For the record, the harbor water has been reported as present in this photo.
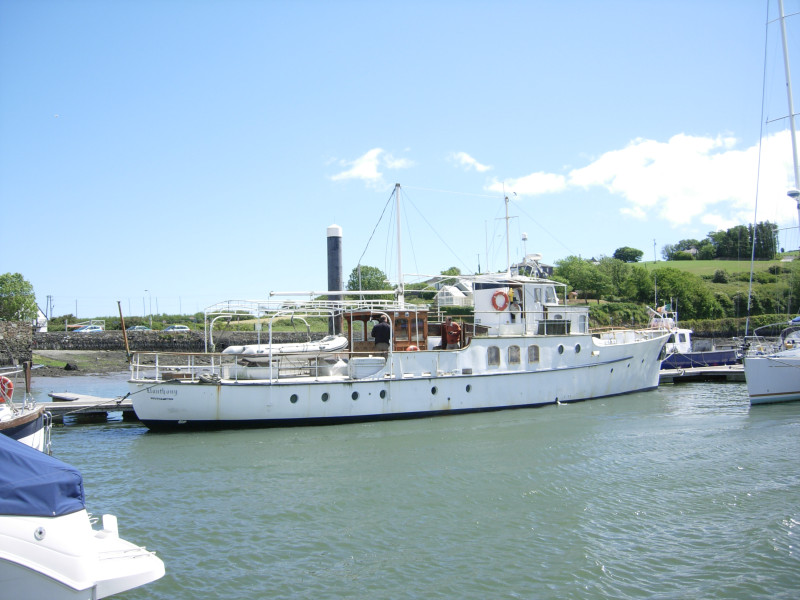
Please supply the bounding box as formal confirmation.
[29,374,800,599]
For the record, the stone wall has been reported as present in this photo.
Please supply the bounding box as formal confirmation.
[32,330,324,353]
[0,321,34,366]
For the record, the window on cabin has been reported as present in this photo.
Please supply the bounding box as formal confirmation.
[509,345,521,364]
[528,345,540,364]
[487,346,500,367]
[678,333,687,343]
[411,318,425,343]
[350,320,365,342]
[544,286,558,304]
[395,318,409,341]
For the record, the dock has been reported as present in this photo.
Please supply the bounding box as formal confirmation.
[659,365,745,384]
[43,392,138,423]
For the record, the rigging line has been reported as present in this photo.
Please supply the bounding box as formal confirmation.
[397,188,421,281]
[402,185,503,200]
[747,0,774,338]
[509,197,577,255]
[402,188,474,273]
[356,187,396,268]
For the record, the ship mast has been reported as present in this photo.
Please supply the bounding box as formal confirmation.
[395,183,404,304]
[779,0,800,224]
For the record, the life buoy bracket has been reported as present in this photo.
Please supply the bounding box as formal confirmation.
[492,290,510,311]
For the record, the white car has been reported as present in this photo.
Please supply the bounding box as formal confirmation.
[74,325,103,333]
[163,325,191,332]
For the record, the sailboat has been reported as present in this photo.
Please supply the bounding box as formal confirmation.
[744,0,800,405]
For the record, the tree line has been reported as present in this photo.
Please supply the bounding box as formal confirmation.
[661,221,779,261]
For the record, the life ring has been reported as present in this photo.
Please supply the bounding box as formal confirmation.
[406,345,419,351]
[491,290,510,311]
[0,376,13,403]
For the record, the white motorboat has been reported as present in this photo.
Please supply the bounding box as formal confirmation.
[129,273,669,430]
[129,184,669,430]
[744,322,800,404]
[0,434,165,598]
[0,365,51,453]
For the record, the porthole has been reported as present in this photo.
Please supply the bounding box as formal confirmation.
[352,391,359,401]
[380,390,386,399]
[466,384,472,392]
[575,344,581,354]
[610,368,614,374]
[321,392,329,402]
[558,345,564,354]
[431,386,438,395]
[290,394,298,404]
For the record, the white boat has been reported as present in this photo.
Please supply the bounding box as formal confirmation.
[129,273,669,430]
[744,322,800,404]
[743,0,800,405]
[0,434,165,598]
[0,365,51,453]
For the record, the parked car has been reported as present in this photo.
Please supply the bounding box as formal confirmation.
[163,325,191,332]
[74,325,104,333]
[126,325,151,331]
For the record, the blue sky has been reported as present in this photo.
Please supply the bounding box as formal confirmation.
[3,0,800,319]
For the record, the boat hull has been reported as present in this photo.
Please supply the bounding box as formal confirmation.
[744,351,800,404]
[0,511,165,600]
[131,332,668,430]
[0,407,49,452]
[661,349,740,370]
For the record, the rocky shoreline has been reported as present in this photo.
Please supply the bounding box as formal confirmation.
[32,350,132,377]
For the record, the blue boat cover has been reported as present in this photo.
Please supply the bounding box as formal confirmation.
[0,434,85,517]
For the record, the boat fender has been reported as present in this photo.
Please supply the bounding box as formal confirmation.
[492,290,510,311]
[0,376,13,402]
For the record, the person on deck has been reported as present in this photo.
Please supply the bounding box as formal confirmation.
[443,317,462,349]
[371,315,391,352]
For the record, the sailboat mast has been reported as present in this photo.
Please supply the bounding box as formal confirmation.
[395,183,404,303]
[505,195,511,275]
[779,0,800,224]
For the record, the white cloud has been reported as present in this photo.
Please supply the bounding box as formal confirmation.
[330,148,413,186]
[492,130,799,232]
[486,172,568,196]
[451,151,492,173]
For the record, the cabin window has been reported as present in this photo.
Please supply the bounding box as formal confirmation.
[544,286,558,304]
[509,345,521,364]
[579,315,588,333]
[487,346,500,367]
[678,333,687,343]
[411,318,425,343]
[350,320,365,342]
[667,334,675,344]
[528,345,540,363]
[558,344,565,355]
[534,288,542,303]
[395,318,409,341]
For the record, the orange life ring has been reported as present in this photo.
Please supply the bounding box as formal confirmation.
[406,345,419,351]
[491,290,510,311]
[0,376,13,403]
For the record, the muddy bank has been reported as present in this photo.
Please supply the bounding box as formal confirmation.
[32,350,132,377]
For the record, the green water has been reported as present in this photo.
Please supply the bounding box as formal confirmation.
[37,377,799,599]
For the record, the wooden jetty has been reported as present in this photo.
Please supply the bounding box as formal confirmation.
[659,364,745,384]
[43,392,138,423]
